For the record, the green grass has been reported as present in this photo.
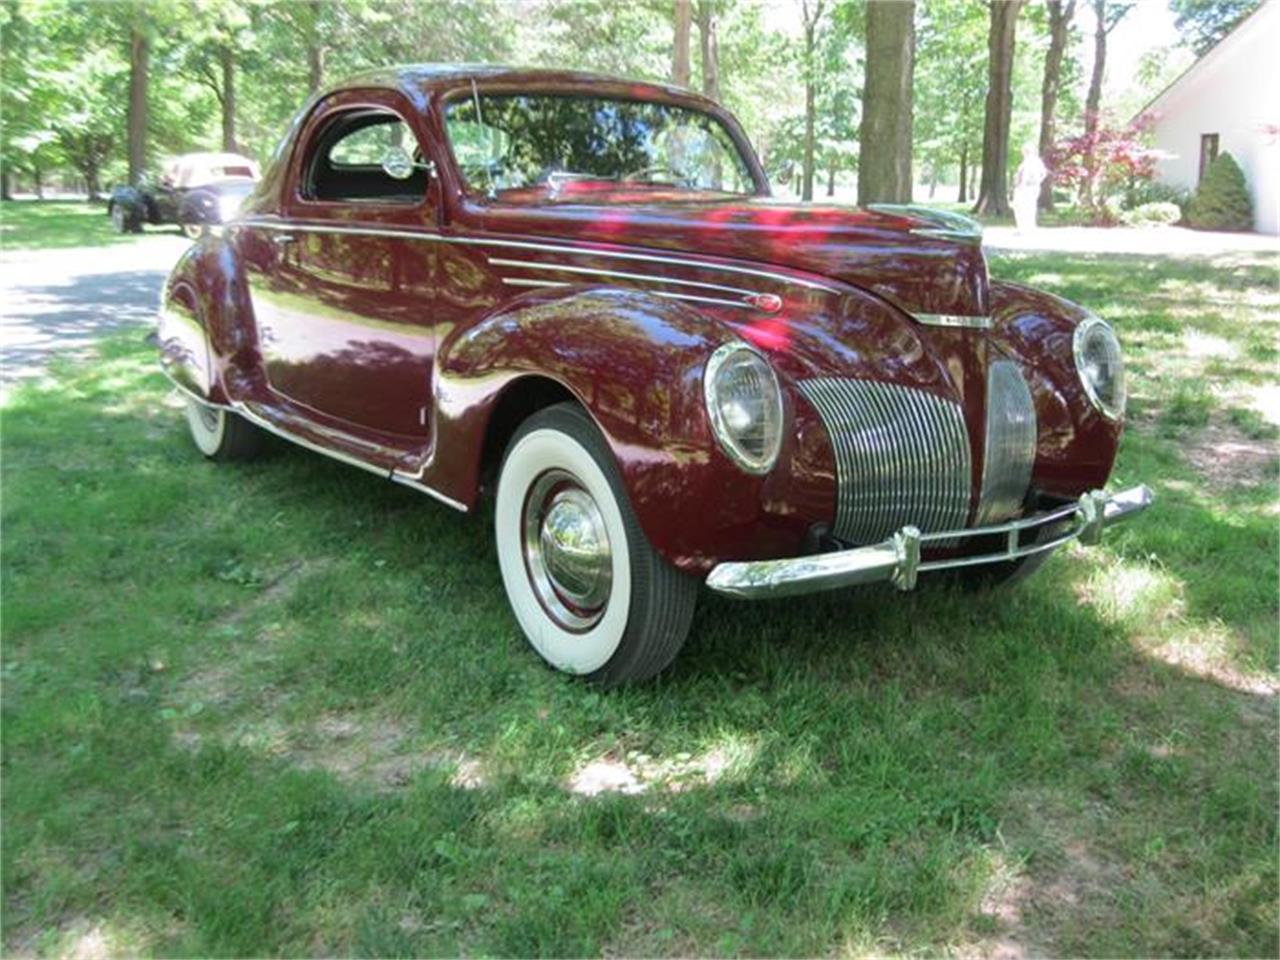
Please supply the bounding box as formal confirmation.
[2,249,1277,957]
[0,200,183,251]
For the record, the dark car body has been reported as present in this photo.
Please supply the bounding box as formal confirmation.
[157,65,1150,683]
[109,152,259,236]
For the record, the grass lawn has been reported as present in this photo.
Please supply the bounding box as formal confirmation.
[2,243,1277,956]
[0,200,184,251]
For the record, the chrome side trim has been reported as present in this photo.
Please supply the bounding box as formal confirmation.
[500,276,751,310]
[976,360,1037,525]
[235,217,841,293]
[488,257,761,297]
[913,313,992,329]
[387,472,471,512]
[232,402,396,480]
[705,485,1154,599]
[798,378,971,544]
[502,277,572,288]
[163,368,468,512]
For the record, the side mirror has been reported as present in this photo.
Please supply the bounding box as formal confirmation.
[381,146,415,181]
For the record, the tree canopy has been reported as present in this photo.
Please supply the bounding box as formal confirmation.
[0,0,1189,208]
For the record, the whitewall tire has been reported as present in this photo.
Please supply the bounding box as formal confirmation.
[184,397,266,462]
[496,403,698,685]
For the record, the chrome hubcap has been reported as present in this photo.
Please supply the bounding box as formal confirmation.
[523,470,612,630]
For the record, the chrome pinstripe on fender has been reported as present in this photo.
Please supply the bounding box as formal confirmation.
[232,217,841,293]
[798,379,972,544]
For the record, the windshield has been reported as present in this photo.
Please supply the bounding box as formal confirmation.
[444,93,758,203]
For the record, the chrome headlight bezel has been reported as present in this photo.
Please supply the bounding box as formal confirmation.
[1073,315,1126,421]
[703,342,784,475]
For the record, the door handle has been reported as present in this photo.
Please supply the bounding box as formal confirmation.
[271,232,296,246]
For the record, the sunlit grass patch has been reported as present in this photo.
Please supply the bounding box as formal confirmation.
[3,249,1278,957]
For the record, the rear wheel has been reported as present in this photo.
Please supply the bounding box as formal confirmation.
[495,403,698,686]
[184,397,266,462]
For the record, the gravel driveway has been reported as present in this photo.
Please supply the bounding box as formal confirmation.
[0,235,188,385]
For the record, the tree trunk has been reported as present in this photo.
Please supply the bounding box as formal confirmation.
[857,0,915,205]
[803,66,816,200]
[696,1,720,101]
[1038,0,1074,211]
[973,0,1024,218]
[1085,0,1105,137]
[220,45,237,152]
[672,0,692,87]
[827,162,836,196]
[307,44,325,93]
[85,158,101,201]
[1080,0,1107,211]
[34,162,43,200]
[958,142,968,203]
[1,168,11,201]
[126,12,149,186]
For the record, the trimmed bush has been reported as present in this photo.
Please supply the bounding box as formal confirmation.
[1122,201,1182,227]
[1123,180,1192,217]
[1187,152,1254,231]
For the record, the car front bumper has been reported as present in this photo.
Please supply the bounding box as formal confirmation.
[705,485,1154,599]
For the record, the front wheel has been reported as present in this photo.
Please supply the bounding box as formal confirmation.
[110,203,138,234]
[495,403,698,686]
[184,397,266,462]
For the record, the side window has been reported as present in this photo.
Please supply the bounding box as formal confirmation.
[302,108,427,204]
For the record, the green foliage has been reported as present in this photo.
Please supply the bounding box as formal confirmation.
[1123,179,1192,216]
[1170,0,1261,55]
[1187,151,1254,231]
[1121,201,1182,227]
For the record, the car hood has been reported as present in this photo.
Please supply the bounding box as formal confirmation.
[462,198,990,320]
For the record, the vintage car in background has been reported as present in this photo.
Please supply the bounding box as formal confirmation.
[157,66,1152,685]
[109,152,260,238]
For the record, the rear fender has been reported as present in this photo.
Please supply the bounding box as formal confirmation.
[433,287,827,572]
[157,237,260,404]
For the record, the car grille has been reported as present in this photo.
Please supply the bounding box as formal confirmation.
[798,379,972,544]
[976,360,1037,524]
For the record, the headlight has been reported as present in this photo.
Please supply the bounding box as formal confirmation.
[704,343,784,474]
[1073,315,1126,419]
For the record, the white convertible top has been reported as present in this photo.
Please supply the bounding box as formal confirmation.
[161,152,260,189]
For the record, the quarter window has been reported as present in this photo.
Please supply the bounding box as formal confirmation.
[302,108,428,204]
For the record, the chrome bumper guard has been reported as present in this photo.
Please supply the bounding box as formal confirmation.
[705,485,1154,599]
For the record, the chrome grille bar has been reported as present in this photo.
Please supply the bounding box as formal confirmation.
[799,378,972,544]
[976,360,1037,524]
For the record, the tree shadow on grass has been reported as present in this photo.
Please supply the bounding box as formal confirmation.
[2,342,1276,958]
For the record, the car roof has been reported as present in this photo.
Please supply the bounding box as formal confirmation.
[324,64,720,112]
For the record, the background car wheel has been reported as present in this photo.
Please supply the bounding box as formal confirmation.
[110,203,139,234]
[496,402,698,686]
[184,397,266,462]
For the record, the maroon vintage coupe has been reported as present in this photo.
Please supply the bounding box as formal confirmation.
[157,65,1151,684]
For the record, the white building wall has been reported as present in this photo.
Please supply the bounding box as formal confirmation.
[1146,0,1280,234]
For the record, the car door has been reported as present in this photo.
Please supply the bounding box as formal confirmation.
[243,90,439,440]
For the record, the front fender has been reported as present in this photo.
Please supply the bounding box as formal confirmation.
[988,279,1124,496]
[433,287,834,573]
